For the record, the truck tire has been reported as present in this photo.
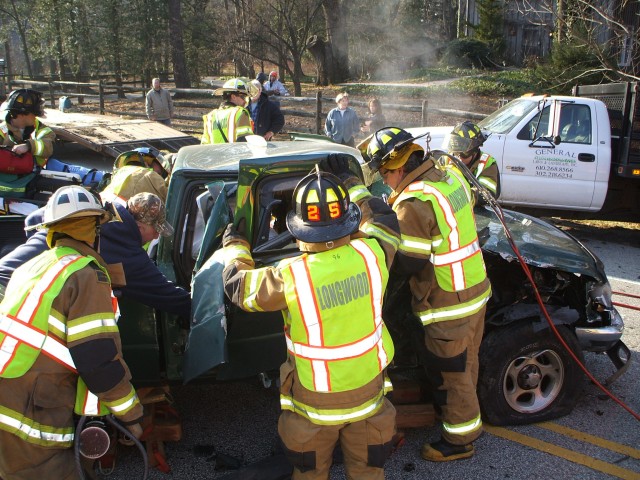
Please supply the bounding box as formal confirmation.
[478,321,584,426]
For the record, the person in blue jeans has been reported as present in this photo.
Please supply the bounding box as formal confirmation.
[324,92,360,146]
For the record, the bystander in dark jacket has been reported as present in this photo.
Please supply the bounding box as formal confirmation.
[249,80,285,141]
[0,202,191,319]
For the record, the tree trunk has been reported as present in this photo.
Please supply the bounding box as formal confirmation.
[306,35,329,86]
[9,0,33,78]
[108,2,125,99]
[441,0,457,41]
[52,0,68,81]
[169,0,191,88]
[321,0,350,83]
[3,41,12,81]
[556,0,564,43]
[291,54,304,96]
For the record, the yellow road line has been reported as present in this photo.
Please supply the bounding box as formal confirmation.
[485,425,640,480]
[537,421,640,460]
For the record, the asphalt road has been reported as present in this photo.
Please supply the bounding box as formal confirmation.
[106,226,640,480]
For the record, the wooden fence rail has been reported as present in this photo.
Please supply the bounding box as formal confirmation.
[8,79,486,135]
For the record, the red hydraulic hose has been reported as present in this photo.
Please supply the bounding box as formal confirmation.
[495,204,640,422]
[444,152,640,422]
[613,302,640,312]
[612,291,640,300]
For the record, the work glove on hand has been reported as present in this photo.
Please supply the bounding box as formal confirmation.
[222,222,248,248]
[319,153,356,182]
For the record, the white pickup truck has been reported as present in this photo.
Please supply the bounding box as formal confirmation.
[408,81,640,212]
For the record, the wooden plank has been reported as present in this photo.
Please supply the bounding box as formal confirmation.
[389,378,426,405]
[389,374,436,428]
[395,404,436,429]
[43,109,197,156]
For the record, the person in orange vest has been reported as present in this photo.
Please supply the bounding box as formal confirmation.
[362,127,492,462]
[0,185,143,480]
[221,155,401,479]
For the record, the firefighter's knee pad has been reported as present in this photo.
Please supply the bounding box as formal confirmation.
[278,411,318,472]
[423,347,467,407]
[425,346,467,373]
[280,442,316,472]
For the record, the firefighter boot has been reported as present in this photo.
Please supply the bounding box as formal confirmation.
[421,438,474,462]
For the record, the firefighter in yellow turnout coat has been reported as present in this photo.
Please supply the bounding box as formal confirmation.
[201,78,255,144]
[445,121,500,201]
[0,186,143,480]
[364,127,492,462]
[222,155,401,479]
[0,89,55,167]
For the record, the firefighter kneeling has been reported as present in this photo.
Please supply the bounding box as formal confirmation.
[0,185,143,480]
[221,156,401,479]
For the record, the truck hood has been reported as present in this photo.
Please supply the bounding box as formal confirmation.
[475,205,606,281]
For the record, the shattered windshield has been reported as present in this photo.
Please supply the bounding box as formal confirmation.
[478,98,538,134]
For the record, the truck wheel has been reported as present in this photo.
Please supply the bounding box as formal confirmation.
[478,321,584,426]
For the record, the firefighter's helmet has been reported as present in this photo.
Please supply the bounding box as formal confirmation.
[446,121,487,156]
[2,89,45,116]
[364,127,418,172]
[286,169,361,243]
[213,77,259,98]
[36,186,109,229]
[114,147,171,176]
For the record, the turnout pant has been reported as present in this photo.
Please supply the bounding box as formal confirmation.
[0,430,80,480]
[278,397,396,480]
[423,307,486,446]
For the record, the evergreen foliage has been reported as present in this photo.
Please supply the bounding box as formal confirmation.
[533,41,606,94]
[440,38,493,69]
[474,0,505,59]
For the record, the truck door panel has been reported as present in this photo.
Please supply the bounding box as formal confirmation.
[502,104,599,210]
[118,299,162,386]
[184,178,288,383]
[214,172,307,381]
[183,181,233,383]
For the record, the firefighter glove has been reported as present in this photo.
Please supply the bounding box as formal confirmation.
[320,153,355,181]
[222,222,248,247]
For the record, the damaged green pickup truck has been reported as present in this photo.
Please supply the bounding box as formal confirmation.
[5,140,628,426]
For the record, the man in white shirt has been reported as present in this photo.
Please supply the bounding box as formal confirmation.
[262,71,290,97]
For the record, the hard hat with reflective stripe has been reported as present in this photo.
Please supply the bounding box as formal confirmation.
[213,77,259,98]
[363,127,429,172]
[286,167,361,243]
[114,147,172,175]
[445,121,487,155]
[2,89,45,116]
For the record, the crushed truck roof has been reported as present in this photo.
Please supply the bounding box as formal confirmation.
[43,109,199,157]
